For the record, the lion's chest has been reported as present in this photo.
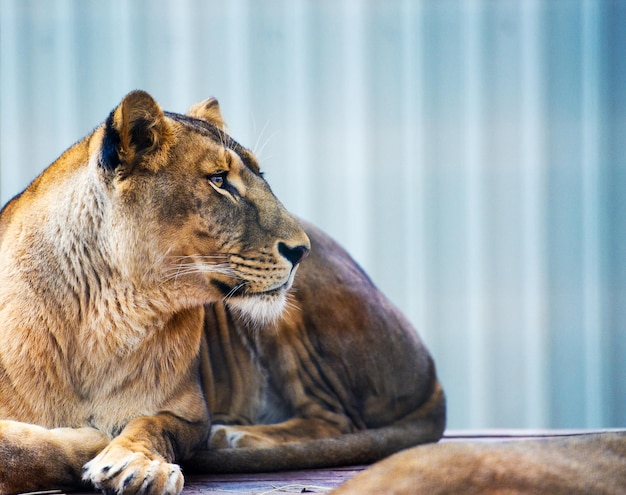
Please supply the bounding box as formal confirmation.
[60,316,200,433]
[47,343,176,433]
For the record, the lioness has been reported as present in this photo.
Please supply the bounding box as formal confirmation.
[0,90,310,494]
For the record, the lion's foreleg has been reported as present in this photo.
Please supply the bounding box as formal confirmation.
[0,420,109,494]
[82,412,208,495]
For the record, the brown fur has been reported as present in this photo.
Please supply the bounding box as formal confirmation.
[0,90,309,494]
[330,432,626,494]
[186,220,446,473]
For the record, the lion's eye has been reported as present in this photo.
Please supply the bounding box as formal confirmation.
[208,173,227,188]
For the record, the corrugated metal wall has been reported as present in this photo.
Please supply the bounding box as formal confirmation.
[1,0,625,430]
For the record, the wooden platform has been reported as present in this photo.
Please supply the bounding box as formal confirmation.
[40,430,625,495]
[183,466,363,494]
[32,467,360,495]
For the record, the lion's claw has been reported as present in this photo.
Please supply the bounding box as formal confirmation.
[83,447,183,495]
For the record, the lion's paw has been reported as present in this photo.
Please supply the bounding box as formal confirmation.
[82,445,183,495]
[209,424,276,449]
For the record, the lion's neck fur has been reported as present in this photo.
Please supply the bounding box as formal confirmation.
[0,141,181,357]
[0,138,206,429]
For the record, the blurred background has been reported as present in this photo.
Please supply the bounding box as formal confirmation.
[1,0,625,430]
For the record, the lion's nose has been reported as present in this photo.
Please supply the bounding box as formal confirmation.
[278,242,310,267]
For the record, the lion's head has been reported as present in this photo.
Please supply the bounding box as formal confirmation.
[100,91,310,325]
[0,90,308,331]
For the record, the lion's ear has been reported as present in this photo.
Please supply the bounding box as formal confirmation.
[100,90,169,173]
[186,98,226,130]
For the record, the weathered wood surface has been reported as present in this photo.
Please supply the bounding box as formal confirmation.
[182,466,365,494]
[48,466,364,495]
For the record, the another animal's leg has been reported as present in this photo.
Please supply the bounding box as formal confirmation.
[0,420,109,494]
[330,433,626,495]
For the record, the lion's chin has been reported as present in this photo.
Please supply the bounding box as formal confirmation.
[226,290,288,329]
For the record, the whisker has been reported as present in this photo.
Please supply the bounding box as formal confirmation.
[251,111,258,139]
[253,119,271,156]
[223,281,247,302]
[255,130,279,162]
[139,247,173,287]
[163,264,232,276]
[161,261,243,284]
[166,254,230,262]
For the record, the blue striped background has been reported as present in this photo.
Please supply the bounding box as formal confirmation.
[1,0,625,429]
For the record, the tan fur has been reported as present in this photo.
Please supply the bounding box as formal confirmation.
[330,432,626,494]
[0,90,309,494]
[185,220,446,473]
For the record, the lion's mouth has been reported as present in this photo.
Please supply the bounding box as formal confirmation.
[211,276,294,326]
[211,279,290,300]
[216,284,290,328]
